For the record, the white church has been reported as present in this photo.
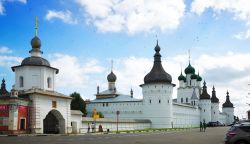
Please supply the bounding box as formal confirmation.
[86,41,235,128]
[0,19,235,134]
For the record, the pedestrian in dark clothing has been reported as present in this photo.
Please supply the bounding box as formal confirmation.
[200,121,203,132]
[203,121,207,132]
[87,123,90,133]
[98,124,103,132]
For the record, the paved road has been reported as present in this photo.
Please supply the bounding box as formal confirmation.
[0,127,229,144]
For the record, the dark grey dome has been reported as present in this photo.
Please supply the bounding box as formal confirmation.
[222,91,234,108]
[211,86,219,103]
[107,71,117,82]
[31,36,41,48]
[144,41,172,84]
[21,56,50,67]
[200,81,211,99]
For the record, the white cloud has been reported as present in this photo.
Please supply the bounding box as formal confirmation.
[0,1,4,15]
[76,0,186,33]
[49,53,105,96]
[0,0,27,15]
[0,46,13,54]
[16,0,27,3]
[233,29,250,39]
[0,55,22,67]
[191,0,250,39]
[45,10,78,24]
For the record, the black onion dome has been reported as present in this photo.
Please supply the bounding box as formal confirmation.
[144,41,172,84]
[31,36,41,48]
[107,71,117,82]
[0,78,9,96]
[191,74,198,79]
[185,63,195,74]
[222,91,234,108]
[178,72,186,81]
[200,81,211,99]
[211,85,219,103]
[21,56,50,67]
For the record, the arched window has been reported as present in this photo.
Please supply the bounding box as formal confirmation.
[19,76,24,87]
[181,98,183,103]
[47,77,51,88]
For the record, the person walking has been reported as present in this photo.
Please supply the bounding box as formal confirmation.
[99,124,103,132]
[87,123,90,133]
[91,122,95,133]
[200,121,203,132]
[203,121,207,132]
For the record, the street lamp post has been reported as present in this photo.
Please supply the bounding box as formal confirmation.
[116,110,120,133]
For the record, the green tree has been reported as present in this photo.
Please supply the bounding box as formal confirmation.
[70,92,86,116]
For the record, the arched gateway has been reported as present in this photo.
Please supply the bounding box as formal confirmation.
[43,110,65,134]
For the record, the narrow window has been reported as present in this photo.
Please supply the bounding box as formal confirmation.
[149,99,151,104]
[47,77,51,88]
[103,103,105,107]
[194,101,196,105]
[204,109,205,112]
[168,100,170,103]
[190,80,191,86]
[19,76,24,87]
[214,112,215,115]
[186,98,188,103]
[52,101,57,108]
[181,98,183,103]
[159,100,161,103]
[106,103,108,107]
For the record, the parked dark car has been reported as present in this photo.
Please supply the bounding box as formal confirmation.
[207,121,224,127]
[225,123,250,144]
[207,122,217,127]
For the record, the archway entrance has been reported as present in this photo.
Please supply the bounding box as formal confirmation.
[43,110,65,134]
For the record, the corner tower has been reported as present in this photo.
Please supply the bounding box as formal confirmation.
[211,86,219,122]
[200,81,211,123]
[222,91,234,125]
[141,40,175,128]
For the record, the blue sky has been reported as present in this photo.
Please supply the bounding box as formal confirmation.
[1,0,250,118]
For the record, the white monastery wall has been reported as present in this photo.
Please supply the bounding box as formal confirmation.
[86,101,143,119]
[172,103,200,128]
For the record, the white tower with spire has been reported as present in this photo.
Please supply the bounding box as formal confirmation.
[10,17,72,134]
[11,17,58,91]
[211,86,220,122]
[199,81,211,123]
[222,91,234,125]
[141,41,175,128]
